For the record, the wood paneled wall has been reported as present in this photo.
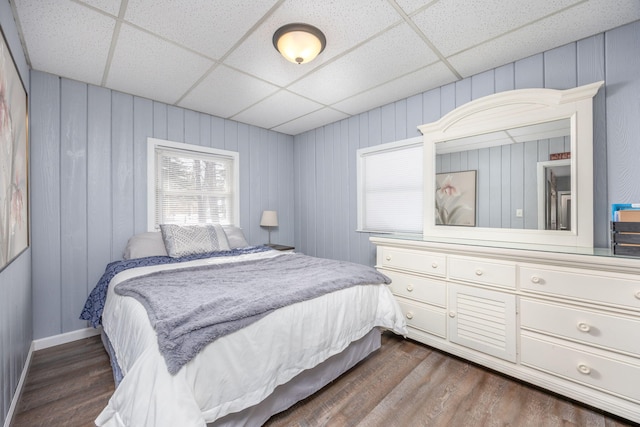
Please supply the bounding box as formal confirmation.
[0,0,31,424]
[294,21,640,266]
[29,71,295,339]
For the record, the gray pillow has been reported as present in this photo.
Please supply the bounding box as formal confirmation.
[222,225,249,249]
[122,232,168,259]
[160,224,231,258]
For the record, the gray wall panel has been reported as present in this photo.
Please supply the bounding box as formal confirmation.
[60,78,88,332]
[30,71,62,339]
[133,97,153,234]
[406,94,423,138]
[545,44,577,89]
[471,70,494,100]
[515,54,543,89]
[87,86,112,291]
[578,33,607,248]
[605,23,640,209]
[494,63,515,93]
[152,102,167,139]
[111,92,135,261]
[167,105,184,142]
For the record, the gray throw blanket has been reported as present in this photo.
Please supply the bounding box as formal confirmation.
[114,253,391,374]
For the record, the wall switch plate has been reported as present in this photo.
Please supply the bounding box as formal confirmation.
[516,209,523,217]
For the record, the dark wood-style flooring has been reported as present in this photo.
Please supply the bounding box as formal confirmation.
[10,333,638,427]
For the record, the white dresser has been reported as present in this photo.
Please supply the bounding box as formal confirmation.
[372,236,640,424]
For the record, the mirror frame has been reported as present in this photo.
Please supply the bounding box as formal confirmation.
[418,81,604,248]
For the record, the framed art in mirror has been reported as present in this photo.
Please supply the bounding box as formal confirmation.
[435,170,476,227]
[419,81,603,248]
[0,27,29,272]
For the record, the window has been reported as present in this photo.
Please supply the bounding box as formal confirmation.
[147,138,239,230]
[357,137,423,234]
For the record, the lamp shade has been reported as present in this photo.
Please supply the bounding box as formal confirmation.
[273,23,326,64]
[260,210,278,227]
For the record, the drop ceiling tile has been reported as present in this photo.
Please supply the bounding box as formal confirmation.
[232,90,323,130]
[224,0,401,87]
[106,23,213,104]
[394,0,437,16]
[78,0,121,16]
[13,0,115,86]
[288,22,438,105]
[448,0,640,78]
[271,108,349,135]
[332,61,457,116]
[124,0,279,59]
[178,65,279,119]
[411,0,582,57]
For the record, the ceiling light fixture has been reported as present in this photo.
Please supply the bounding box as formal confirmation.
[272,23,326,65]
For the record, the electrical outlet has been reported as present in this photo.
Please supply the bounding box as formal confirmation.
[516,209,523,217]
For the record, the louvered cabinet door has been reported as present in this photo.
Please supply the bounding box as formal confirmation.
[448,283,517,363]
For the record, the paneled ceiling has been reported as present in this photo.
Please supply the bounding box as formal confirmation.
[11,0,640,135]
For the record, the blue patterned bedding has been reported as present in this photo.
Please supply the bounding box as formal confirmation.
[79,246,272,327]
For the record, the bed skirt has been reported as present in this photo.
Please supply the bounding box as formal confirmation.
[100,328,382,426]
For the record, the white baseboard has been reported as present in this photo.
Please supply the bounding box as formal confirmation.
[4,327,103,427]
[3,342,34,427]
[33,327,102,351]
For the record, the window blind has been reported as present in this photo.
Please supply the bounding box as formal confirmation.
[154,146,235,228]
[359,141,423,233]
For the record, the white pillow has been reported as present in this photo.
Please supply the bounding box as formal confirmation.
[160,224,231,258]
[122,232,168,259]
[222,225,249,249]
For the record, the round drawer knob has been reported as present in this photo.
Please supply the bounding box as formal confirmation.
[406,311,414,320]
[635,290,640,300]
[449,311,456,318]
[431,262,438,269]
[406,284,414,292]
[577,364,591,375]
[475,269,483,276]
[577,322,591,333]
[531,276,541,284]
[385,255,392,261]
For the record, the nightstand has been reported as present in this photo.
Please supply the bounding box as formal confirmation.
[265,243,295,252]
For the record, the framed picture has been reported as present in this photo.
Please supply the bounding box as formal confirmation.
[0,27,28,272]
[435,170,476,226]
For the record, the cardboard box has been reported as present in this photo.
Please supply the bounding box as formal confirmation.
[618,210,640,222]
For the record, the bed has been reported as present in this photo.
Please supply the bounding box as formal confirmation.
[80,225,407,426]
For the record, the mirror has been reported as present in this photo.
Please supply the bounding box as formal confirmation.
[435,119,571,231]
[419,81,603,248]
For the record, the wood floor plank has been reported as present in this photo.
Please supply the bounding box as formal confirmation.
[10,333,638,427]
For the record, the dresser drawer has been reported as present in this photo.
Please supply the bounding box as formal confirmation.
[520,299,640,356]
[380,247,445,277]
[520,265,640,310]
[521,334,640,403]
[448,256,516,289]
[385,270,446,307]
[396,299,446,338]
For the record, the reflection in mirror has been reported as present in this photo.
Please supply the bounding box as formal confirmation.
[435,119,571,231]
[537,159,570,230]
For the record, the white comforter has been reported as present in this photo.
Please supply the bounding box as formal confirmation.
[95,251,406,427]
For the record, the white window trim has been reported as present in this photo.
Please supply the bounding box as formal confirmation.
[147,137,240,231]
[356,136,423,234]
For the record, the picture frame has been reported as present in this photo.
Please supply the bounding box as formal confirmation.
[435,170,476,226]
[0,27,29,272]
